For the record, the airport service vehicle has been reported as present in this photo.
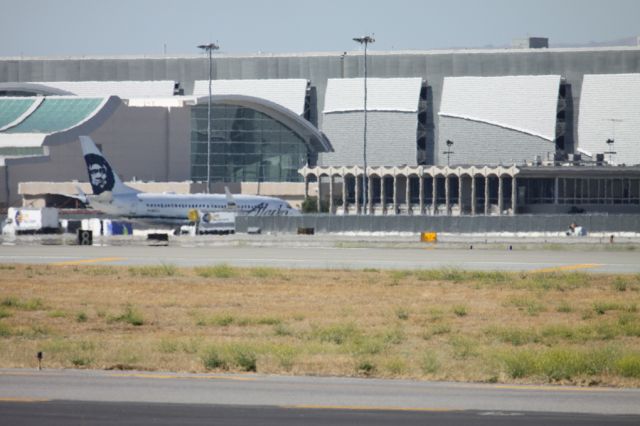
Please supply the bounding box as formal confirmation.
[77,136,300,220]
[3,207,60,234]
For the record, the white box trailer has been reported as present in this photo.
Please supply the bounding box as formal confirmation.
[4,208,60,234]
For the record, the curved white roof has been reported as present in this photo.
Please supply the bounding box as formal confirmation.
[439,75,561,140]
[323,78,423,113]
[193,79,308,116]
[578,73,640,165]
[26,81,176,99]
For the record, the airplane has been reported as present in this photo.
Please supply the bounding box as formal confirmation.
[77,136,301,220]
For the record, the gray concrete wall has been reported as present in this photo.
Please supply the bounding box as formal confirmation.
[438,116,556,165]
[320,111,418,166]
[237,213,640,234]
[2,48,640,166]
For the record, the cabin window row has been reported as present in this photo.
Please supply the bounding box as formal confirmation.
[146,203,252,209]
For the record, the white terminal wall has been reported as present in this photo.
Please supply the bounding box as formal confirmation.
[578,73,640,166]
[27,81,177,99]
[438,75,561,165]
[193,79,308,115]
[320,78,423,167]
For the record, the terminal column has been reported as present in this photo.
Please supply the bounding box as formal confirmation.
[304,175,309,199]
[471,176,476,216]
[458,176,463,215]
[381,177,386,215]
[392,175,398,214]
[432,176,437,215]
[419,176,425,215]
[329,175,334,214]
[342,176,347,215]
[511,176,517,215]
[484,176,490,215]
[368,176,373,215]
[498,176,503,216]
[317,175,322,213]
[405,176,411,214]
[445,176,450,216]
[355,174,361,214]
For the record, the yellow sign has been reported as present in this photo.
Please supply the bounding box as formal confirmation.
[420,232,437,243]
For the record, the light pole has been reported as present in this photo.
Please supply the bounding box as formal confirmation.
[353,35,374,214]
[197,42,219,193]
[444,139,454,166]
[605,138,616,164]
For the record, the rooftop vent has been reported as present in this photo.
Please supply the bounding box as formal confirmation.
[511,37,549,49]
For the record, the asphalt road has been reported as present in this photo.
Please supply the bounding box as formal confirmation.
[2,400,639,426]
[1,369,640,425]
[1,240,639,273]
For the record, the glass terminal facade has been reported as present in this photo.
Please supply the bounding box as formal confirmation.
[191,104,308,183]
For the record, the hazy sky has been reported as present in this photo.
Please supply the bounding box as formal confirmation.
[1,0,638,57]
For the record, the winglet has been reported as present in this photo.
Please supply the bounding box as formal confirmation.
[224,186,237,210]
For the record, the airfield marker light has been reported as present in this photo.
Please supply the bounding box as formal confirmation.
[37,351,43,370]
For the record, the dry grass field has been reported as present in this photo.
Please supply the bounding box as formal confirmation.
[1,263,640,386]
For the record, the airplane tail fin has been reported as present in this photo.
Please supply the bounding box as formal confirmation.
[224,186,237,210]
[79,136,138,196]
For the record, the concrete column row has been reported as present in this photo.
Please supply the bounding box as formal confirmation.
[303,172,518,216]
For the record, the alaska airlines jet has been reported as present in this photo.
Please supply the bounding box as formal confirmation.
[78,136,300,219]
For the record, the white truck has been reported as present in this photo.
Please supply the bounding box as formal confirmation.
[3,208,60,234]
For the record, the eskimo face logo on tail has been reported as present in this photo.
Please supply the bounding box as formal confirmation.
[84,153,115,195]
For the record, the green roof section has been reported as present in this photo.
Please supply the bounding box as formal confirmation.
[0,98,36,129]
[4,98,103,133]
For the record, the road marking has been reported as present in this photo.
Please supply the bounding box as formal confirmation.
[49,257,125,266]
[490,384,615,392]
[531,263,601,273]
[110,373,256,382]
[283,405,456,412]
[0,397,50,403]
[456,383,615,392]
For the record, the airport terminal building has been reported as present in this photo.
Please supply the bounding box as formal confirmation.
[1,37,639,215]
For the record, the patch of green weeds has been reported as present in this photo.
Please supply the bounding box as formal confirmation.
[0,322,12,336]
[615,354,640,378]
[158,338,180,354]
[507,296,545,316]
[395,307,410,320]
[128,264,178,277]
[423,323,452,339]
[76,312,88,323]
[312,323,361,345]
[109,304,144,326]
[249,267,280,279]
[421,351,440,374]
[274,323,293,337]
[195,264,237,279]
[485,326,538,346]
[357,359,376,376]
[201,343,259,372]
[453,305,468,317]
[449,335,479,359]
[498,346,622,381]
[1,296,44,311]
[384,357,408,375]
[557,301,573,313]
